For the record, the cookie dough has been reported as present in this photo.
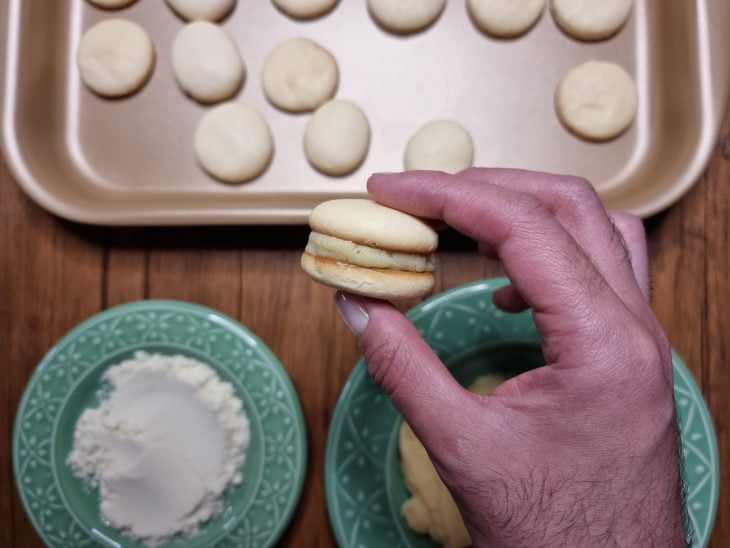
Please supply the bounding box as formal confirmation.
[77,19,155,97]
[87,0,137,8]
[165,0,236,21]
[551,0,632,40]
[263,38,338,113]
[555,60,637,141]
[172,22,245,103]
[194,103,273,183]
[368,0,446,34]
[467,0,545,37]
[304,100,371,176]
[404,121,474,174]
[400,375,505,547]
[273,0,338,19]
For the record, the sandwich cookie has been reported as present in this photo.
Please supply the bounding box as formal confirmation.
[301,199,438,300]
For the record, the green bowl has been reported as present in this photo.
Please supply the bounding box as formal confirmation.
[13,300,307,547]
[325,279,719,547]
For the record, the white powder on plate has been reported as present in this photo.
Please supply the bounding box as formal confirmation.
[67,351,250,546]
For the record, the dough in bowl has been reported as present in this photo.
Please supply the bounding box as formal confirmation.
[551,0,633,40]
[87,0,137,8]
[166,0,236,21]
[400,375,506,547]
[172,22,245,103]
[194,103,273,183]
[467,0,545,37]
[77,19,155,97]
[263,38,339,113]
[404,121,474,174]
[304,100,371,176]
[555,60,637,141]
[368,0,446,34]
[273,0,338,19]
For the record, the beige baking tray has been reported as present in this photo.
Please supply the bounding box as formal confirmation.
[1,0,728,225]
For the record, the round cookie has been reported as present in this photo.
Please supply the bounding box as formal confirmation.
[304,100,371,176]
[551,0,632,40]
[194,103,274,183]
[87,0,138,8]
[77,19,155,97]
[273,0,338,19]
[555,60,637,141]
[301,199,438,300]
[165,0,236,21]
[172,22,245,103]
[263,38,338,113]
[368,0,446,34]
[404,121,474,174]
[467,0,546,38]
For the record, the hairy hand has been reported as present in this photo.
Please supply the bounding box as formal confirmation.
[335,169,686,547]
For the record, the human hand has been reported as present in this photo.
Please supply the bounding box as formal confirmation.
[334,169,685,547]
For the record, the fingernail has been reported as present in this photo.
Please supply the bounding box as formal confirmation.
[335,291,369,337]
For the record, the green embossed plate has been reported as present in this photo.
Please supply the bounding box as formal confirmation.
[325,279,719,547]
[13,300,307,547]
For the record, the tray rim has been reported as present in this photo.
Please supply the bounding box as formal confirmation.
[1,0,728,226]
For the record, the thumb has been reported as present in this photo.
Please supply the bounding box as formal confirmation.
[335,292,474,448]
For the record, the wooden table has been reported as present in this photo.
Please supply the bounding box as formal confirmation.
[1,109,728,546]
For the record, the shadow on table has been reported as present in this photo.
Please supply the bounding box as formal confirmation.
[60,221,480,253]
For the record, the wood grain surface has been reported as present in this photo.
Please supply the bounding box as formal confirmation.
[1,110,728,546]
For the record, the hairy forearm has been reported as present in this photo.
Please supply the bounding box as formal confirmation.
[461,426,686,547]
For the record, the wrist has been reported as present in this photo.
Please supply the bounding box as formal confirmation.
[459,443,686,547]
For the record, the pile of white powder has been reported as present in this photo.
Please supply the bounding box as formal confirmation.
[68,352,250,546]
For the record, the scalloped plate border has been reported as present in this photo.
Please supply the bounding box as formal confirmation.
[13,300,307,548]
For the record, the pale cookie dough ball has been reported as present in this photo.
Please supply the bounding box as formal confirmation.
[194,103,273,183]
[368,0,446,34]
[172,22,245,103]
[551,0,632,40]
[165,0,236,21]
[304,100,371,176]
[467,0,545,37]
[77,19,155,97]
[555,60,637,141]
[263,38,338,113]
[87,0,137,8]
[404,121,474,174]
[273,0,338,19]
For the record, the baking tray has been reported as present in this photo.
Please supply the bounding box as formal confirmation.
[1,0,728,225]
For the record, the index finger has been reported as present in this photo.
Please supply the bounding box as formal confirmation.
[367,171,636,362]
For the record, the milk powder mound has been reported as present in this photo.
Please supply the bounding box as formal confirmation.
[68,352,250,546]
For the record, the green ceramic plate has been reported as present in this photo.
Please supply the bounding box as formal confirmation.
[325,279,719,547]
[13,300,307,548]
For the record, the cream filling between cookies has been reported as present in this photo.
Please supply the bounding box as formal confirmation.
[306,232,435,273]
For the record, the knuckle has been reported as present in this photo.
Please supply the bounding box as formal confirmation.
[362,336,411,395]
[624,324,673,381]
[553,176,601,212]
[514,192,548,219]
[479,192,549,250]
